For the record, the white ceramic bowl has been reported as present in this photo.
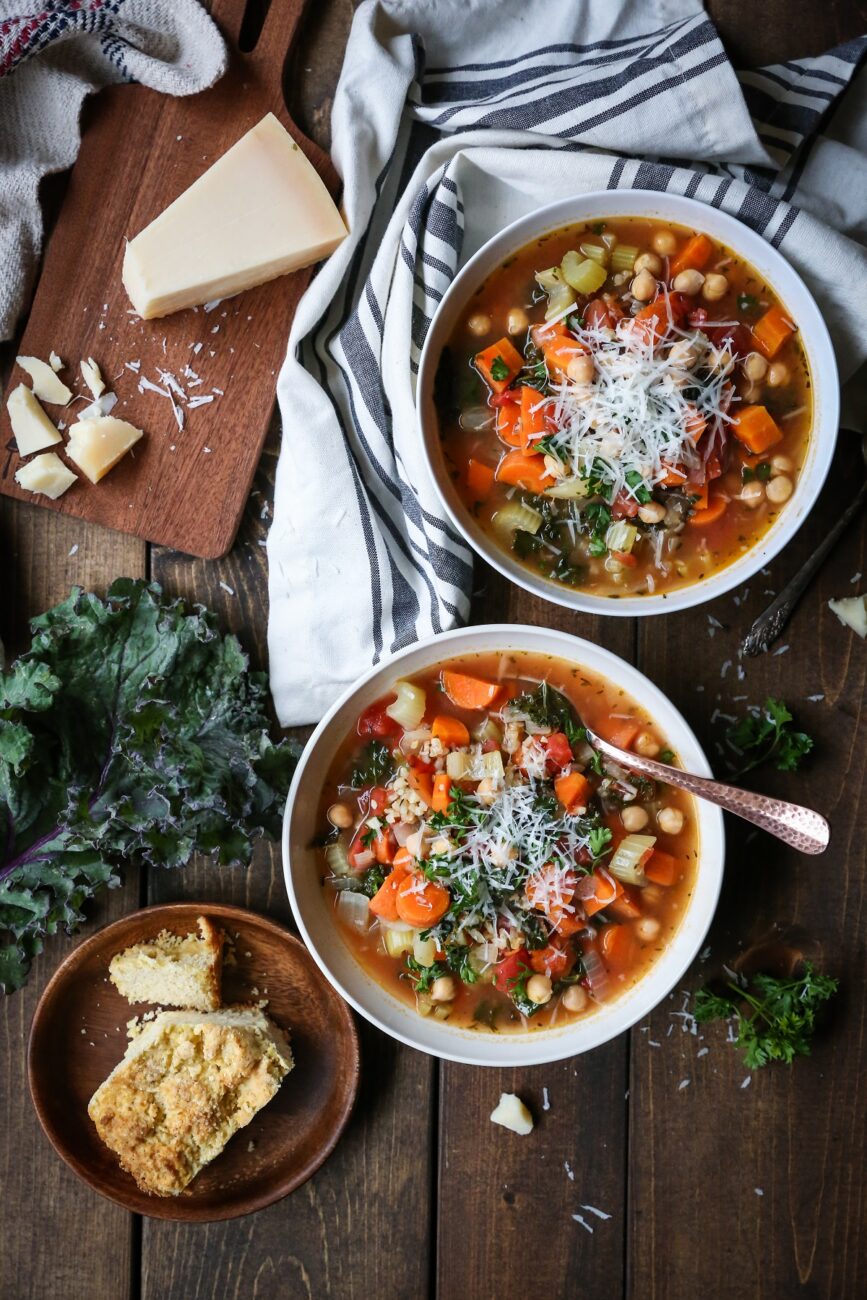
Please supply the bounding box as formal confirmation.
[416,190,839,616]
[283,625,725,1067]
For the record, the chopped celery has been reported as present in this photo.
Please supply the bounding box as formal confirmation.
[578,242,609,266]
[445,749,505,781]
[381,924,415,958]
[545,279,576,321]
[560,256,607,295]
[473,716,504,746]
[601,231,619,251]
[413,932,438,968]
[325,838,351,876]
[493,500,543,536]
[608,833,656,885]
[386,679,426,729]
[534,266,561,291]
[605,520,639,553]
[544,477,590,499]
[611,244,639,273]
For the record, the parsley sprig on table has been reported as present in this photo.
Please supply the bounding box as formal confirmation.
[725,697,813,776]
[693,964,838,1068]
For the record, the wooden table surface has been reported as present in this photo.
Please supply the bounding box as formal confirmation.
[2,2,866,1297]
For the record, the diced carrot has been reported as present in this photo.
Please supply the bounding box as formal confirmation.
[645,849,680,886]
[583,872,624,917]
[466,458,496,501]
[431,714,470,748]
[496,398,523,448]
[690,481,709,511]
[608,884,642,921]
[372,829,396,865]
[688,493,728,528]
[600,923,638,973]
[407,765,434,805]
[474,336,524,394]
[732,404,784,455]
[520,384,548,441]
[752,304,795,359]
[683,403,707,443]
[393,846,414,870]
[555,770,592,814]
[368,865,411,920]
[595,716,641,750]
[529,943,576,978]
[431,772,452,813]
[496,448,554,494]
[396,874,451,926]
[658,465,687,487]
[632,291,689,343]
[669,232,714,279]
[525,864,579,930]
[611,549,638,568]
[441,669,504,710]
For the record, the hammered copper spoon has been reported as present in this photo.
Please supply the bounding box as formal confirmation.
[586,730,830,855]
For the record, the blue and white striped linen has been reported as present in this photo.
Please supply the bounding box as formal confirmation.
[268,0,867,725]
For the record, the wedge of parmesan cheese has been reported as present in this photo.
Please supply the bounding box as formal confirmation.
[80,357,105,399]
[122,112,347,319]
[15,452,77,499]
[66,415,143,483]
[16,355,72,405]
[490,1092,534,1135]
[7,383,62,455]
[829,595,867,637]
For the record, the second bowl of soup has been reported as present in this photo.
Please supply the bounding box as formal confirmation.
[417,192,838,614]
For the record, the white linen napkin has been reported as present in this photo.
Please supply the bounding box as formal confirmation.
[0,0,226,341]
[268,0,867,725]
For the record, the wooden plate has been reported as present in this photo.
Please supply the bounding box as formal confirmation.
[27,903,359,1221]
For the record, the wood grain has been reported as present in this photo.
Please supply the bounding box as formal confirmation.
[0,0,339,559]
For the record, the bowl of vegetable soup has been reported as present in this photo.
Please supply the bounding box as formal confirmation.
[417,191,838,615]
[283,625,724,1066]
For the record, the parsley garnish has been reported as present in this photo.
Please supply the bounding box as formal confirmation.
[490,355,510,382]
[756,461,772,482]
[360,826,377,849]
[737,293,758,313]
[350,740,395,788]
[693,964,838,1068]
[445,943,479,985]
[725,698,813,776]
[625,469,652,505]
[588,825,613,859]
[584,499,612,556]
[404,956,449,993]
[658,748,675,764]
[358,865,387,898]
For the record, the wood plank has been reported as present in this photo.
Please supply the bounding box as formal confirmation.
[436,578,635,1299]
[629,435,867,1298]
[0,487,144,1300]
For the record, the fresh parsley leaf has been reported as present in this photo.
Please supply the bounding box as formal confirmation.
[358,865,387,898]
[490,355,510,382]
[741,466,756,483]
[550,554,584,586]
[591,222,606,235]
[625,469,652,505]
[588,825,613,859]
[350,740,395,789]
[659,748,675,764]
[0,580,299,992]
[534,434,561,459]
[693,963,838,1068]
[566,313,585,333]
[445,943,479,985]
[513,528,541,560]
[756,462,772,482]
[737,293,758,313]
[404,956,449,993]
[725,697,814,776]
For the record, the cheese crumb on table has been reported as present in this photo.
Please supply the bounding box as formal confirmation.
[490,1093,534,1135]
[829,594,867,637]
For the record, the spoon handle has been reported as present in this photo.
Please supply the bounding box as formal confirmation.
[589,736,830,855]
[741,476,867,657]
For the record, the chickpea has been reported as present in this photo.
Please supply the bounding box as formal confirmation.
[771,453,793,475]
[430,837,451,856]
[430,975,456,1003]
[567,354,595,385]
[507,307,530,336]
[466,312,492,337]
[327,802,353,829]
[526,973,553,1005]
[652,229,678,256]
[741,480,765,508]
[672,269,705,296]
[767,361,790,387]
[621,804,649,832]
[638,500,666,525]
[635,917,661,942]
[631,269,657,302]
[657,806,685,835]
[634,731,661,758]
[743,351,768,382]
[702,273,729,302]
[766,474,793,504]
[634,251,663,276]
[562,984,588,1013]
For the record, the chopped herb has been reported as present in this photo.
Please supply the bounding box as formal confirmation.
[490,355,510,382]
[350,740,395,788]
[550,554,584,586]
[737,293,759,313]
[625,469,652,505]
[566,313,586,332]
[513,528,541,560]
[358,865,387,898]
[659,748,675,764]
[534,434,561,458]
[591,222,606,234]
[693,963,838,1068]
[742,466,756,483]
[725,697,813,775]
[360,826,378,849]
[755,462,772,482]
[404,956,449,993]
[445,943,479,985]
[588,825,613,859]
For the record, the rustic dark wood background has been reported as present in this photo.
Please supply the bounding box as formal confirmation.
[2,2,866,1297]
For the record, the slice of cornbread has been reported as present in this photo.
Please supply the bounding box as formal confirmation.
[88,1007,293,1196]
[109,916,224,1011]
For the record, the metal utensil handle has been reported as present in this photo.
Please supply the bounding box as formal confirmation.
[591,738,830,855]
[742,475,867,657]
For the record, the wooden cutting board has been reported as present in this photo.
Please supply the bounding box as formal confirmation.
[0,0,339,559]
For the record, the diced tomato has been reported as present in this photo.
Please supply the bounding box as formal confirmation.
[529,943,577,978]
[494,947,531,992]
[611,549,638,568]
[407,754,435,774]
[584,298,613,330]
[543,731,574,771]
[489,389,520,408]
[368,786,390,815]
[703,321,753,358]
[481,738,500,753]
[611,490,640,519]
[357,698,399,738]
[687,307,708,329]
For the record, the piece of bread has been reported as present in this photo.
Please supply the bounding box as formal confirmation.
[88,1007,293,1196]
[108,916,224,1011]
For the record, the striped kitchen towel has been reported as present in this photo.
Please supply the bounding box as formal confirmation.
[267,0,867,725]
